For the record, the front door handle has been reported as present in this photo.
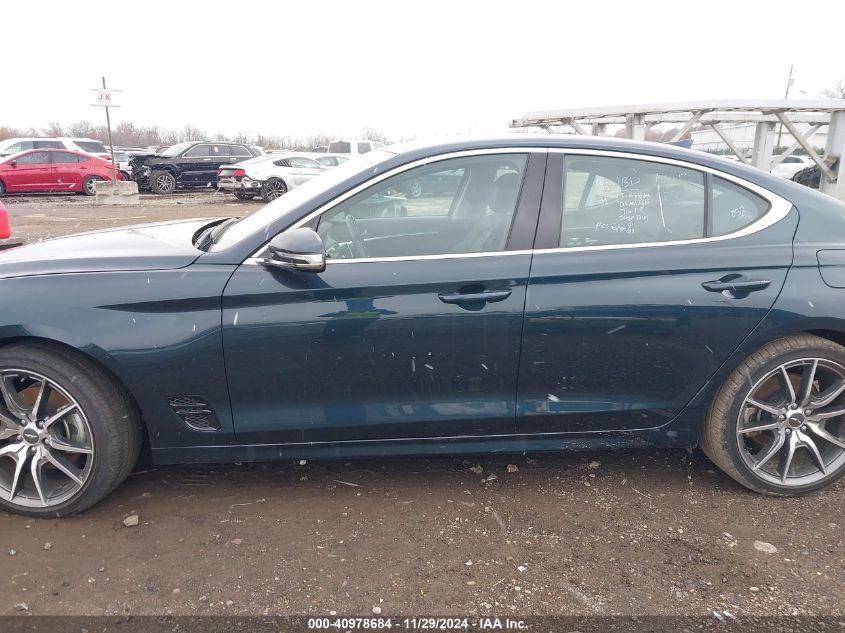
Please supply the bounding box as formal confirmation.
[438,289,512,304]
[702,275,771,296]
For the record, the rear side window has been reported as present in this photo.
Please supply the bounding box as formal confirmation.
[229,145,252,157]
[357,142,372,154]
[560,155,705,247]
[35,140,63,149]
[52,152,83,164]
[329,141,351,153]
[74,141,106,153]
[711,177,769,236]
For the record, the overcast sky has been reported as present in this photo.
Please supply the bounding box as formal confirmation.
[4,0,845,140]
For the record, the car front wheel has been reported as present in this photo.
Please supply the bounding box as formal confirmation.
[150,171,176,195]
[702,334,845,495]
[0,343,142,517]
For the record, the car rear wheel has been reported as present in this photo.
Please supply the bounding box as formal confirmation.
[702,334,845,495]
[118,170,130,182]
[261,178,287,202]
[0,343,142,517]
[81,176,103,196]
[0,179,6,196]
[150,170,176,195]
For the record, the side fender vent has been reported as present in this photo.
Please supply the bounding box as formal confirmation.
[168,395,221,432]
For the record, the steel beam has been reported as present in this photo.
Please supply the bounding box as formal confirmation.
[670,110,706,142]
[626,114,646,140]
[708,123,751,164]
[568,121,589,135]
[820,110,845,200]
[751,122,776,170]
[774,112,835,180]
[770,123,822,168]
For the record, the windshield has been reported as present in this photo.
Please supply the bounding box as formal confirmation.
[212,149,394,251]
[158,142,193,157]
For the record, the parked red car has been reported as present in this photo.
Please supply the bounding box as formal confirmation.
[0,149,121,196]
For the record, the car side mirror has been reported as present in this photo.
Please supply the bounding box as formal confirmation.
[9,160,16,168]
[263,227,326,272]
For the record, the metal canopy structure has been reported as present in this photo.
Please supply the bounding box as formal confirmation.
[511,100,845,201]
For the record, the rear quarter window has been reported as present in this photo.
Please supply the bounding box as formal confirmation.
[710,177,770,236]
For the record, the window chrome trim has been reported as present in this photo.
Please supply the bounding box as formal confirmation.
[246,147,540,264]
[245,146,792,265]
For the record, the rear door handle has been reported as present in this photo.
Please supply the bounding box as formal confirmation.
[702,277,771,295]
[438,289,512,304]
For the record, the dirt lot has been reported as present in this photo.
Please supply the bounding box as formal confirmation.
[0,193,843,620]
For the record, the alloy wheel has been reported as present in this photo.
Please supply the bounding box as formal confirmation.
[737,358,845,486]
[0,369,94,509]
[84,177,103,195]
[266,180,287,200]
[155,174,175,194]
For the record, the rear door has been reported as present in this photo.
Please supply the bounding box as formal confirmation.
[179,144,213,185]
[516,150,797,433]
[3,151,54,192]
[51,151,85,191]
[222,150,546,444]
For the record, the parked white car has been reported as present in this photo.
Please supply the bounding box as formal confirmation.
[327,139,386,155]
[771,154,814,179]
[0,137,111,160]
[217,153,327,202]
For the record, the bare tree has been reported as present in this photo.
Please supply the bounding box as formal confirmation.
[822,78,845,100]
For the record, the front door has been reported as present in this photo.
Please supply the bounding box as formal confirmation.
[3,151,54,192]
[516,152,797,433]
[222,151,545,444]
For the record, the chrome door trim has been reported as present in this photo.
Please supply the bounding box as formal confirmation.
[244,146,793,265]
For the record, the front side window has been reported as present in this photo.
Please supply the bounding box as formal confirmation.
[328,141,351,154]
[560,155,705,247]
[357,142,372,154]
[184,144,211,158]
[315,153,527,260]
[15,151,51,165]
[35,140,63,149]
[5,141,33,154]
[288,156,322,169]
[711,177,769,236]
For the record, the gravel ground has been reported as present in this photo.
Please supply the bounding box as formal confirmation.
[0,193,842,619]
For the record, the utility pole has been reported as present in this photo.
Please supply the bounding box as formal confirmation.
[102,76,117,183]
[776,65,794,155]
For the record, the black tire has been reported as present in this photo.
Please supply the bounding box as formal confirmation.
[260,178,287,203]
[0,178,6,197]
[150,170,176,195]
[234,191,255,201]
[118,170,131,182]
[0,343,142,517]
[701,334,845,496]
[81,176,103,196]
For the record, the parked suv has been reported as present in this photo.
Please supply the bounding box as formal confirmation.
[0,137,111,160]
[130,142,264,194]
[327,139,386,155]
